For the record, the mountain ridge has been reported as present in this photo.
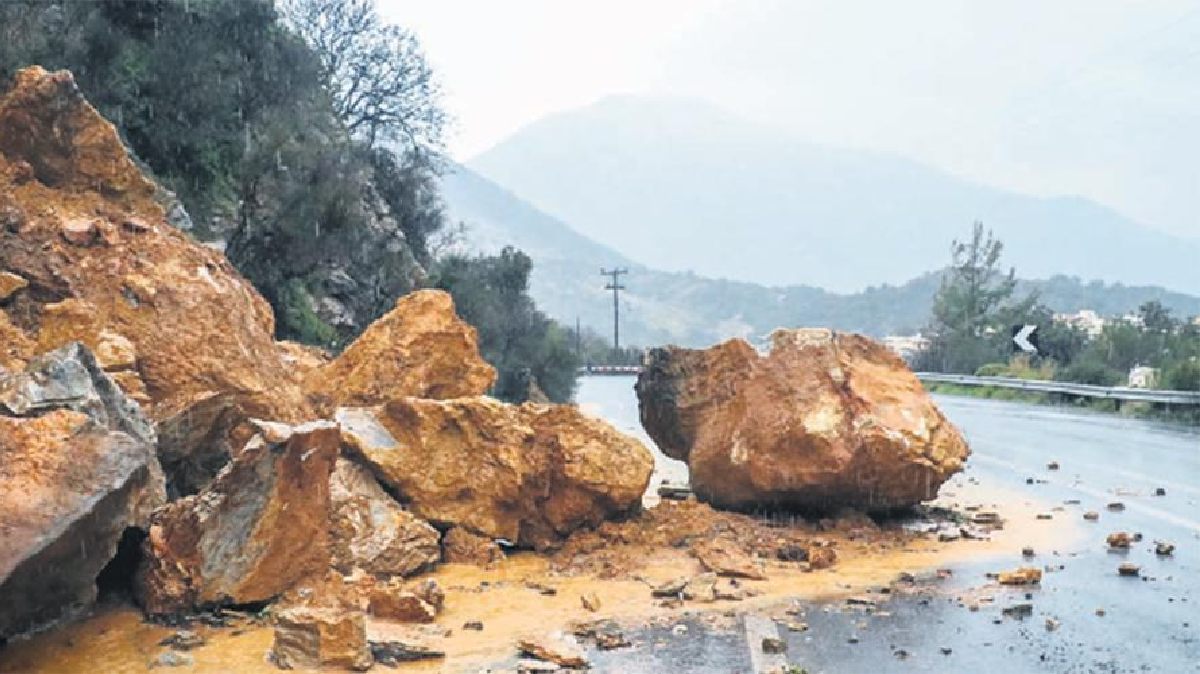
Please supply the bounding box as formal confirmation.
[467,95,1200,295]
[440,163,1200,348]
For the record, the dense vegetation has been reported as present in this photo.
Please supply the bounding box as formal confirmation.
[0,0,581,402]
[917,223,1200,391]
[432,247,581,403]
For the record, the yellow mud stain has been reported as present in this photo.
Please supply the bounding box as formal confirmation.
[0,479,1079,674]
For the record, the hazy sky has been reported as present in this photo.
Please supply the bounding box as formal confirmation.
[382,0,1200,240]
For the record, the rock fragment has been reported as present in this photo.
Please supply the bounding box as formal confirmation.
[518,633,589,668]
[369,586,437,623]
[328,458,440,577]
[761,636,787,654]
[269,607,372,671]
[441,526,506,565]
[580,592,602,612]
[997,567,1042,586]
[1106,532,1132,549]
[692,540,767,580]
[370,638,445,665]
[0,271,27,301]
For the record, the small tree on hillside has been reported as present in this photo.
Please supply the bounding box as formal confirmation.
[920,222,1034,372]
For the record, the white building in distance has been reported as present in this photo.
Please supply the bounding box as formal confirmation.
[1052,309,1106,338]
[1128,366,1159,389]
[883,335,930,364]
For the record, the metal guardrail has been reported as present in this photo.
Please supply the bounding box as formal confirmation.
[579,365,643,375]
[577,366,1200,404]
[916,372,1200,405]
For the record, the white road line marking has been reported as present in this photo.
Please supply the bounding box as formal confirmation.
[744,614,787,673]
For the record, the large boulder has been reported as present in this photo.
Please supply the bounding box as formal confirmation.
[0,67,311,489]
[329,458,441,577]
[305,290,496,411]
[339,399,653,550]
[636,329,969,511]
[136,421,339,615]
[0,343,165,638]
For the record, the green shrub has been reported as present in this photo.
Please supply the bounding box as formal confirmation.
[277,278,338,347]
[1056,360,1123,387]
[1162,360,1200,391]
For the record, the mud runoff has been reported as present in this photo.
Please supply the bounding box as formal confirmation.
[0,475,1074,673]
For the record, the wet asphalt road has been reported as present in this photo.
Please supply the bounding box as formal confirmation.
[573,377,1200,674]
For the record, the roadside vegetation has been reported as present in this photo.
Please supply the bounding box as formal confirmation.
[916,222,1200,421]
[0,0,584,402]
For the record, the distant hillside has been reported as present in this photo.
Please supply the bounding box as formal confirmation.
[441,164,1200,348]
[469,95,1200,296]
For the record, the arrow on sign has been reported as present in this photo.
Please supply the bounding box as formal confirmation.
[1012,324,1038,354]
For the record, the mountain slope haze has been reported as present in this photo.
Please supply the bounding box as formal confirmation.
[469,96,1200,295]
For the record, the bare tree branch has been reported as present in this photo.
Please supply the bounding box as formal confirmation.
[280,0,446,161]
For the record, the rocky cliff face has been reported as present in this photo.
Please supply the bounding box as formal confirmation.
[0,344,165,638]
[637,329,970,511]
[224,148,429,347]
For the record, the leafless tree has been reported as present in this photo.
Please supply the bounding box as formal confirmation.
[280,0,446,156]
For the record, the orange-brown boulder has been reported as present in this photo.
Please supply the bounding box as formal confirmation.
[305,290,496,411]
[269,607,372,671]
[277,340,332,376]
[0,343,165,638]
[692,540,767,580]
[329,458,441,577]
[0,67,311,490]
[636,328,970,512]
[339,398,653,549]
[368,585,437,623]
[441,526,505,566]
[136,421,339,615]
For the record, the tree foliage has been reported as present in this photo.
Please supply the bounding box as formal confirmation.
[280,0,445,153]
[433,248,581,403]
[918,222,1035,372]
[0,0,587,399]
[920,226,1200,392]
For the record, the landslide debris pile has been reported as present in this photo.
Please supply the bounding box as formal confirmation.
[637,328,970,511]
[0,67,654,643]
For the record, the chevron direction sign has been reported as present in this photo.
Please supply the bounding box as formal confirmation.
[1011,324,1039,354]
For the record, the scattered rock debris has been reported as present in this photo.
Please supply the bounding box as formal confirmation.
[996,567,1043,586]
[1106,532,1132,549]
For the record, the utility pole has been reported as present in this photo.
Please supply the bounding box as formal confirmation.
[575,316,581,358]
[600,267,627,354]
